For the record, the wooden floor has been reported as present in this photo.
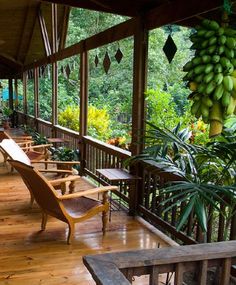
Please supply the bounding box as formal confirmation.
[0,160,171,285]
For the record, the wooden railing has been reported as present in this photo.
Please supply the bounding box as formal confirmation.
[83,240,236,285]
[82,135,131,181]
[135,160,236,244]
[16,113,236,245]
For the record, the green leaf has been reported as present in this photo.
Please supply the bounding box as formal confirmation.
[194,197,207,232]
[176,195,196,231]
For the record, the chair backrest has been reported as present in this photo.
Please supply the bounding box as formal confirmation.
[8,159,67,221]
[0,139,31,165]
[0,130,11,141]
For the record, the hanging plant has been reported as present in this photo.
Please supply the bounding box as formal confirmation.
[183,16,236,137]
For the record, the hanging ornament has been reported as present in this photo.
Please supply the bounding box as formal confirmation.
[115,46,123,64]
[65,64,71,78]
[95,54,99,67]
[163,26,177,63]
[60,65,64,76]
[103,51,111,74]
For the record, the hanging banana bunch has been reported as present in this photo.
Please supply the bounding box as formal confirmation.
[183,18,236,137]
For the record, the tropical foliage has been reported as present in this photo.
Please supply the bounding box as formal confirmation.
[128,121,236,238]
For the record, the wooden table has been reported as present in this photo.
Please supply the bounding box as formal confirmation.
[96,168,141,216]
[47,137,70,147]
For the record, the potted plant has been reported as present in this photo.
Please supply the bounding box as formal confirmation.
[50,146,80,171]
[2,107,13,129]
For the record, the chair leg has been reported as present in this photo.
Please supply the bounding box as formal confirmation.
[102,210,108,236]
[41,213,48,230]
[67,222,75,244]
[29,193,34,208]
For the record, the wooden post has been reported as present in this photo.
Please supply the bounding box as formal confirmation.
[23,71,28,118]
[51,3,58,137]
[8,79,13,111]
[131,17,148,156]
[130,17,148,213]
[14,79,18,111]
[79,42,88,174]
[34,67,39,131]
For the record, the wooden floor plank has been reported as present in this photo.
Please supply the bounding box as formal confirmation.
[0,162,169,284]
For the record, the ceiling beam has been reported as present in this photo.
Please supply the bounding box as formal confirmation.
[23,3,41,65]
[145,0,228,30]
[40,0,136,16]
[0,53,22,70]
[38,8,52,56]
[58,6,70,50]
[16,1,32,63]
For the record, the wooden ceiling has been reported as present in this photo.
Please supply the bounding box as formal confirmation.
[0,0,69,79]
[0,0,235,79]
[41,0,167,17]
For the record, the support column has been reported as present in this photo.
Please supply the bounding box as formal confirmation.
[51,3,58,136]
[79,43,88,174]
[9,79,14,127]
[34,67,39,130]
[14,79,18,111]
[130,17,148,214]
[8,79,13,110]
[23,71,28,116]
[131,17,148,156]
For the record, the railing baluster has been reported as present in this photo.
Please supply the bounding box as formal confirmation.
[175,263,184,285]
[149,266,159,285]
[198,260,208,285]
[220,258,231,285]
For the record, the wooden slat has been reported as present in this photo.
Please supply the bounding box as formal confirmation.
[198,260,208,285]
[175,262,184,285]
[220,258,231,285]
[150,266,159,285]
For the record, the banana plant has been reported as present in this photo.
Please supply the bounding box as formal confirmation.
[128,121,236,237]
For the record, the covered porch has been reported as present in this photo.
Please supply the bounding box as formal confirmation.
[0,0,236,284]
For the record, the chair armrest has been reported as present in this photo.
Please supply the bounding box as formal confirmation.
[41,160,80,165]
[21,143,52,150]
[38,169,73,174]
[31,160,80,165]
[58,186,118,200]
[49,175,81,186]
[17,140,35,146]
[11,136,32,140]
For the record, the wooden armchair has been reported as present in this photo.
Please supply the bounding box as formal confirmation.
[0,130,51,162]
[8,159,117,244]
[0,139,81,205]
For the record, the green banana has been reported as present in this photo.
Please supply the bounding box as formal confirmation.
[223,76,233,91]
[205,81,216,95]
[221,91,231,107]
[213,73,224,85]
[204,72,214,84]
[213,84,224,100]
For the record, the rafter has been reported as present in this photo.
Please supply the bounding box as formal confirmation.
[40,0,137,16]
[16,1,31,63]
[0,53,22,70]
[38,8,52,56]
[58,6,70,50]
[23,3,41,65]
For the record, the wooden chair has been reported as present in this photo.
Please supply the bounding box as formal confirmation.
[0,130,51,163]
[0,139,81,205]
[8,159,117,244]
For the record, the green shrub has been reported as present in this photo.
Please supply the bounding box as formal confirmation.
[58,105,111,141]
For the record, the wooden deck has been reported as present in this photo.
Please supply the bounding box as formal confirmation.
[0,159,172,285]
